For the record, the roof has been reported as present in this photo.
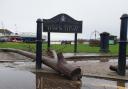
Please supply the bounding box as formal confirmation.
[19,32,46,39]
[0,29,13,34]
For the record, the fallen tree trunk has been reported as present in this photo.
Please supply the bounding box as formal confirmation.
[0,48,36,60]
[0,48,81,80]
[110,65,128,72]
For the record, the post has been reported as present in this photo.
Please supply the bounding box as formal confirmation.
[36,72,42,89]
[100,32,110,53]
[47,32,51,50]
[117,14,128,76]
[74,33,77,53]
[117,81,125,88]
[36,19,43,69]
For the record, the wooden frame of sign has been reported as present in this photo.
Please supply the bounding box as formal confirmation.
[43,13,82,53]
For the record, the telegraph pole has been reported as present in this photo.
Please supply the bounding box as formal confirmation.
[1,21,5,35]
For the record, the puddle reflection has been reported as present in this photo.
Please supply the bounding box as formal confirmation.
[117,81,126,89]
[0,67,127,89]
[35,72,128,89]
[36,72,81,89]
[82,77,128,89]
[0,68,36,89]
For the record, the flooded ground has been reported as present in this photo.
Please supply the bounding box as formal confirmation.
[82,77,128,89]
[0,62,128,89]
[0,52,128,89]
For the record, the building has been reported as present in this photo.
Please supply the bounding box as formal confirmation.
[0,29,13,36]
[19,32,46,43]
[109,35,117,45]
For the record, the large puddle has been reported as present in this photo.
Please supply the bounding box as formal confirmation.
[0,52,128,89]
[0,66,128,89]
[0,68,35,89]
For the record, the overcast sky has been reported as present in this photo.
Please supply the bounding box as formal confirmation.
[0,0,128,40]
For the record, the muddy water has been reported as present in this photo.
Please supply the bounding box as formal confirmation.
[0,67,128,89]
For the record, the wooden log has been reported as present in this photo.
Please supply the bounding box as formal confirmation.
[57,52,81,80]
[110,65,128,72]
[0,48,36,61]
[45,49,58,60]
[0,48,82,80]
[109,65,118,72]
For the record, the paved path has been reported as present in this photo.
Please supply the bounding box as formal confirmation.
[74,61,128,80]
[63,53,115,57]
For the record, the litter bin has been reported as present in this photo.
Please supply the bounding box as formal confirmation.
[100,32,110,53]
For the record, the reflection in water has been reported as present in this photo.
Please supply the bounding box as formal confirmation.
[0,68,36,89]
[0,66,127,89]
[36,72,81,89]
[117,81,125,89]
[81,77,128,89]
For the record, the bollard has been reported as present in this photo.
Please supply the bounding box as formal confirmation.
[117,14,128,76]
[36,19,43,69]
[100,32,110,53]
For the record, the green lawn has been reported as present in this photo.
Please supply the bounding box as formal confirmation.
[0,42,127,55]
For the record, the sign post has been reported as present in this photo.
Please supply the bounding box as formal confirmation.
[43,13,82,53]
[74,33,77,53]
[47,32,50,50]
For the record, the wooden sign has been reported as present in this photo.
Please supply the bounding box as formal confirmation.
[43,14,82,33]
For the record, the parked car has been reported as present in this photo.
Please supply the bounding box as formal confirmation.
[0,37,9,42]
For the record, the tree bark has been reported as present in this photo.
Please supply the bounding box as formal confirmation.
[0,48,82,80]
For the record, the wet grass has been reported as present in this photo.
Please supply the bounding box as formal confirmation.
[0,42,100,53]
[0,42,127,55]
[0,42,36,52]
[109,44,119,55]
